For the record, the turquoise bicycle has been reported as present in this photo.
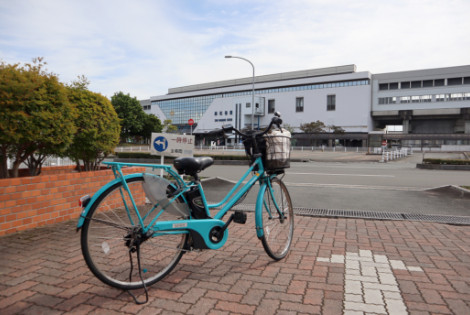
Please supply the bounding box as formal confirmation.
[77,113,293,295]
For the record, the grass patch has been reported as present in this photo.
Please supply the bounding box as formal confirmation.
[422,158,470,165]
[462,186,470,190]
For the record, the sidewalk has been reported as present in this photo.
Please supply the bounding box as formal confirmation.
[1,214,470,315]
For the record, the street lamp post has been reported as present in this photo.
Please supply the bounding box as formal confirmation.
[225,56,255,130]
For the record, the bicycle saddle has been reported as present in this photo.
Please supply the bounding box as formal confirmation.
[173,157,214,175]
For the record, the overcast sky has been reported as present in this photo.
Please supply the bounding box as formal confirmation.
[1,0,469,100]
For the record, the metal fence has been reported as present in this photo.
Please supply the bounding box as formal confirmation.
[6,155,76,170]
[115,146,151,152]
[42,156,76,167]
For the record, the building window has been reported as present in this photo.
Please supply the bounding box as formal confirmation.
[246,102,251,108]
[411,81,422,88]
[215,112,217,116]
[379,83,388,90]
[327,95,336,111]
[448,77,463,86]
[230,110,233,115]
[400,96,410,103]
[423,80,433,87]
[450,93,463,101]
[436,94,446,102]
[227,118,233,121]
[411,96,420,103]
[389,83,399,90]
[421,95,432,102]
[268,100,275,113]
[215,119,218,122]
[434,79,445,86]
[295,98,304,112]
[219,111,223,115]
[465,93,470,100]
[464,77,470,85]
[389,97,397,104]
[401,82,411,89]
[225,111,228,115]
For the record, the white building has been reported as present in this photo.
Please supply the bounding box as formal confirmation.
[141,64,470,147]
[143,65,372,145]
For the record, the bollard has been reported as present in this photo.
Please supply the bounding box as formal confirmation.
[334,147,336,152]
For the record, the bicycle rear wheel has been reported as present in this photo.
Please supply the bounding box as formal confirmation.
[81,177,188,290]
[260,177,294,260]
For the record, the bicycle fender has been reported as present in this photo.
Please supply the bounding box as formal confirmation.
[76,173,147,230]
[255,182,268,238]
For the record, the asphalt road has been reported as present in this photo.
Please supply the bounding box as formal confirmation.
[108,154,470,216]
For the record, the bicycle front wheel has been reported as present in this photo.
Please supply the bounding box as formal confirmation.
[260,177,294,260]
[81,177,188,290]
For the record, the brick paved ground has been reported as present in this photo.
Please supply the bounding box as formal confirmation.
[1,214,470,315]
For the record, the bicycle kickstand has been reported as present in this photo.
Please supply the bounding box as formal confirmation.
[126,242,149,305]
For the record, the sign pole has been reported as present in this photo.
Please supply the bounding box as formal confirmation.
[160,155,164,177]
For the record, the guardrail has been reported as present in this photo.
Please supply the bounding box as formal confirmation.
[380,148,410,162]
[115,146,151,152]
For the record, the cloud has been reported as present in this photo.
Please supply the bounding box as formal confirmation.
[1,0,469,100]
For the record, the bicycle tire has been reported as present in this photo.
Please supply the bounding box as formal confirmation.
[81,176,188,290]
[260,177,294,260]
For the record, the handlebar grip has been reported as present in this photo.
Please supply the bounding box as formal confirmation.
[272,117,283,125]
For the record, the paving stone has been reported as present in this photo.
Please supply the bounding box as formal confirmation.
[1,212,470,315]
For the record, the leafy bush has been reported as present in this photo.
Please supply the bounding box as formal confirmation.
[115,152,248,160]
[423,158,470,165]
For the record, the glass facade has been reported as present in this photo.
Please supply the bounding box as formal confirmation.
[152,79,370,125]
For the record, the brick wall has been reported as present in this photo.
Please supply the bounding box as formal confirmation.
[0,166,146,237]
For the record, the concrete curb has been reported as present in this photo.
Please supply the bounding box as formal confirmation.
[200,176,237,185]
[416,163,470,171]
[451,185,470,194]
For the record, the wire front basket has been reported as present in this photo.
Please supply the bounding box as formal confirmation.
[264,135,291,170]
[243,134,291,171]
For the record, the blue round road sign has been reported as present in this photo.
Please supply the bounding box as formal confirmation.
[153,136,168,152]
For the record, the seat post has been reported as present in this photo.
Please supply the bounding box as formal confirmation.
[192,173,200,182]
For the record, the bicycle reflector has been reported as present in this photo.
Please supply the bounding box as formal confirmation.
[79,195,91,208]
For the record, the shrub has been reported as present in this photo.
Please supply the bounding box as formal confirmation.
[115,152,248,160]
[422,158,470,165]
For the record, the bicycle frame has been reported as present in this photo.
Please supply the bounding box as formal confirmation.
[77,157,284,250]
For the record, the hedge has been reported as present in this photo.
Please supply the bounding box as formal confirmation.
[115,152,248,161]
[422,158,470,165]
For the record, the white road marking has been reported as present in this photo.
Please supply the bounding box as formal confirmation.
[282,182,424,191]
[317,250,423,315]
[288,172,395,177]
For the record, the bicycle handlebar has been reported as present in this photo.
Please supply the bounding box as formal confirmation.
[220,113,283,139]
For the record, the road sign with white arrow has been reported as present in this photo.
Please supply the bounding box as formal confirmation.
[150,133,195,158]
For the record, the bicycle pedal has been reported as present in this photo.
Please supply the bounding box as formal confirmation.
[233,211,247,224]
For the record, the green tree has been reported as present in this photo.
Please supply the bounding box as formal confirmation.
[141,114,163,143]
[162,119,177,133]
[0,58,76,178]
[300,120,326,146]
[111,92,147,142]
[327,125,345,147]
[64,78,120,171]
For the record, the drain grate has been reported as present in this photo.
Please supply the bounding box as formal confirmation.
[403,213,470,225]
[212,202,470,225]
